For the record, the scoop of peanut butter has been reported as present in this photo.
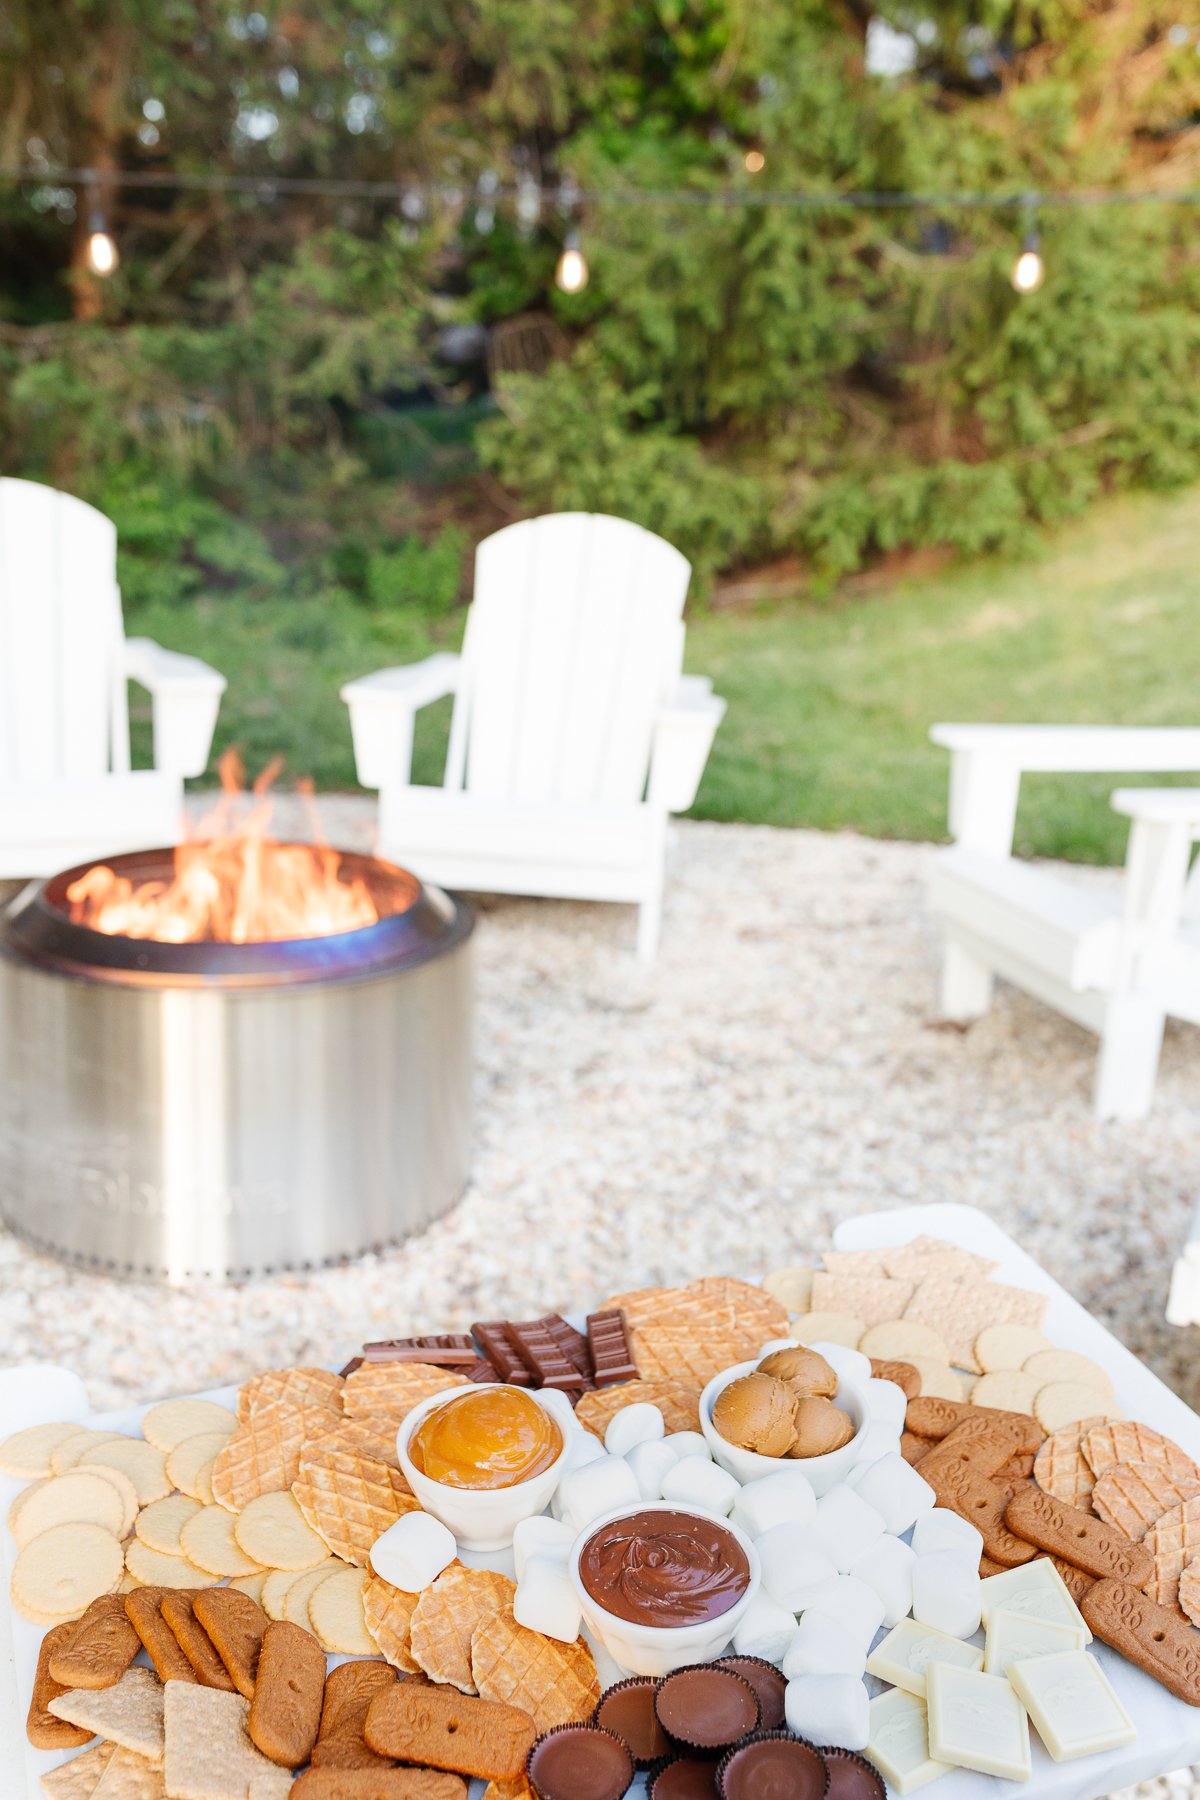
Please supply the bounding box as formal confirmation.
[711,1372,797,1457]
[757,1345,837,1400]
[787,1395,855,1457]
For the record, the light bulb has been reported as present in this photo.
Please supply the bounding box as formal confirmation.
[555,231,588,293]
[86,228,119,276]
[744,149,766,174]
[1011,245,1043,292]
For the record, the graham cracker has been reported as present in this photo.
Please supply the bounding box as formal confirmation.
[809,1273,914,1330]
[903,1276,1048,1373]
[48,1667,166,1764]
[410,1565,516,1694]
[91,1746,166,1799]
[162,1683,292,1800]
[470,1611,599,1734]
[39,1743,118,1800]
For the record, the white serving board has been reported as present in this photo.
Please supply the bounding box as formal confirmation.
[2,1203,1199,1800]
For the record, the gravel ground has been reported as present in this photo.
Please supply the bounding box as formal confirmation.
[2,808,1200,1791]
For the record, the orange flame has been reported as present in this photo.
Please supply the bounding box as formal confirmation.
[66,751,383,943]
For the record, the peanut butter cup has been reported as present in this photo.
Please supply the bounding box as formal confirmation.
[823,1747,886,1800]
[527,1722,634,1800]
[654,1665,761,1753]
[649,1756,721,1799]
[593,1676,670,1766]
[715,1655,787,1731]
[717,1732,830,1800]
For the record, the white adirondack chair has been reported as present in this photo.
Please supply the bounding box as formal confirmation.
[928,724,1200,1120]
[0,478,226,878]
[341,512,726,960]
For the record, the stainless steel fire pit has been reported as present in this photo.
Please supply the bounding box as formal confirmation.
[0,848,473,1283]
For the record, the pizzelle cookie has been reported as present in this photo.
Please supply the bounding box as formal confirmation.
[1082,1420,1198,1480]
[341,1363,462,1424]
[237,1366,345,1423]
[470,1611,600,1733]
[362,1574,423,1673]
[1143,1495,1200,1609]
[212,1403,336,1512]
[410,1567,517,1693]
[1092,1458,1200,1541]
[574,1380,701,1440]
[1033,1416,1110,1511]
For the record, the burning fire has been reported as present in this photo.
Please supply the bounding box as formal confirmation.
[66,752,385,943]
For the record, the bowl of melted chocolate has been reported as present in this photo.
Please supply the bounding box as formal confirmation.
[570,1502,760,1677]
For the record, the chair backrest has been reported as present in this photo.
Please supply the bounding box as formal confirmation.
[0,478,128,784]
[445,512,691,807]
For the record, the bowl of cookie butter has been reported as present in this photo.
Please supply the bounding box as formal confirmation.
[397,1383,570,1550]
[699,1344,867,1492]
[569,1501,761,1676]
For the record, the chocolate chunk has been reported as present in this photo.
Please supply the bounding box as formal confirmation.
[471,1322,533,1386]
[588,1310,637,1387]
[363,1336,478,1367]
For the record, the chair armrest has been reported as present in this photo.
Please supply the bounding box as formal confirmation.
[648,677,727,812]
[1112,787,1200,830]
[340,654,460,790]
[930,724,1200,773]
[123,637,226,778]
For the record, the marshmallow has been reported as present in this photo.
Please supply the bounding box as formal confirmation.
[912,1551,982,1640]
[513,1515,575,1582]
[810,1484,886,1573]
[911,1508,985,1562]
[514,1554,582,1644]
[849,1533,916,1627]
[846,1420,900,1473]
[863,1378,909,1432]
[550,1429,607,1517]
[785,1674,870,1751]
[605,1403,665,1459]
[730,1468,817,1540]
[783,1611,867,1679]
[731,1591,799,1664]
[626,1438,680,1501]
[757,1524,837,1611]
[558,1454,641,1534]
[807,1342,872,1386]
[853,1453,935,1536]
[664,1431,712,1463]
[660,1455,740,1517]
[370,1511,456,1592]
[535,1388,582,1435]
[802,1575,885,1650]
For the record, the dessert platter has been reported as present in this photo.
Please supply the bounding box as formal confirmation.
[2,1203,1200,1800]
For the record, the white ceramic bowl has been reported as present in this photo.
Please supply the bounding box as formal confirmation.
[396,1383,571,1552]
[568,1500,761,1678]
[699,1360,867,1494]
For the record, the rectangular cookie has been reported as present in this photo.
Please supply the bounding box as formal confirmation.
[809,1273,914,1329]
[1082,1577,1200,1704]
[904,1277,1048,1374]
[311,1660,399,1769]
[1005,1487,1154,1586]
[248,1619,326,1767]
[28,1622,94,1750]
[291,1770,468,1798]
[906,1397,1045,1448]
[161,1590,236,1692]
[364,1681,536,1781]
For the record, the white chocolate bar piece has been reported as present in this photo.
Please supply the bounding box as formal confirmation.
[984,1606,1087,1676]
[979,1559,1090,1641]
[867,1687,953,1795]
[927,1663,1032,1782]
[867,1617,984,1698]
[1008,1649,1136,1763]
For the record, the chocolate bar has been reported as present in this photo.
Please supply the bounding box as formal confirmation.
[338,1356,364,1378]
[587,1309,637,1387]
[471,1321,533,1386]
[362,1334,478,1367]
[507,1315,594,1392]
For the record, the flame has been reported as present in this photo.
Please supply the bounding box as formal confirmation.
[66,751,384,943]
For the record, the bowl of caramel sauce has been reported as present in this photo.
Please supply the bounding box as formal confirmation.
[398,1383,570,1550]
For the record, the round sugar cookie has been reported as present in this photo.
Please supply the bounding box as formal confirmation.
[229,1570,268,1604]
[180,1505,264,1578]
[52,1430,126,1474]
[762,1267,816,1314]
[136,1494,204,1555]
[124,1539,210,1589]
[81,1463,139,1539]
[0,1422,87,1479]
[12,1470,126,1547]
[262,1568,301,1620]
[9,1479,45,1534]
[165,1431,229,1504]
[909,1359,967,1401]
[1024,1349,1114,1399]
[1035,1381,1118,1433]
[11,1522,123,1619]
[142,1398,237,1454]
[792,1311,865,1350]
[975,1324,1053,1373]
[860,1320,951,1364]
[281,1561,341,1628]
[970,1370,1042,1414]
[234,1491,328,1572]
[79,1438,169,1505]
[309,1565,374,1655]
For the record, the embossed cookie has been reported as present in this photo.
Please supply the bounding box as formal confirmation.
[194,1585,269,1700]
[28,1622,94,1749]
[290,1772,467,1798]
[125,1586,199,1685]
[1005,1486,1154,1585]
[1082,1577,1200,1704]
[248,1619,327,1767]
[311,1659,399,1769]
[161,1590,237,1691]
[364,1681,537,1782]
[49,1593,141,1691]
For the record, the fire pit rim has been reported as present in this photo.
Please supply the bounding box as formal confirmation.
[1,845,474,991]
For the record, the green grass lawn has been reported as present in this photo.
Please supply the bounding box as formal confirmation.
[128,483,1200,866]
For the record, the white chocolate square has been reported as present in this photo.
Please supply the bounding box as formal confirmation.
[979,1559,1090,1640]
[1008,1649,1136,1762]
[984,1606,1087,1676]
[926,1663,1032,1781]
[866,1687,953,1795]
[866,1617,984,1698]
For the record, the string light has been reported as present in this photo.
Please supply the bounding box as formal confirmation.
[555,228,588,293]
[744,149,766,174]
[81,174,119,276]
[1011,200,1044,293]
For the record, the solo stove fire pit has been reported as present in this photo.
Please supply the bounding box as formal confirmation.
[0,838,473,1283]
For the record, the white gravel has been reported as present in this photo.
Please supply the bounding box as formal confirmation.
[2,808,1200,1793]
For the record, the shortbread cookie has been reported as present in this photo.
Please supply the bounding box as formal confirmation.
[970,1372,1042,1415]
[48,1666,166,1762]
[0,1421,85,1479]
[136,1495,204,1556]
[160,1590,237,1692]
[80,1464,140,1540]
[791,1311,864,1350]
[283,1562,342,1630]
[908,1360,967,1402]
[309,1566,375,1656]
[13,1470,127,1547]
[761,1267,816,1313]
[142,1398,237,1453]
[181,1504,265,1578]
[859,1321,950,1364]
[235,1490,328,1571]
[975,1325,1052,1372]
[166,1432,231,1506]
[1023,1349,1113,1399]
[28,1621,94,1749]
[125,1587,200,1686]
[12,1522,124,1623]
[79,1439,170,1506]
[195,1586,269,1701]
[49,1593,140,1691]
[1035,1382,1121,1433]
[262,1567,302,1621]
[125,1540,211,1589]
[52,1431,127,1474]
[248,1619,326,1767]
[903,1276,1048,1374]
[229,1571,269,1604]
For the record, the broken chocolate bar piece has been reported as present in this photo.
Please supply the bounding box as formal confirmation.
[464,1358,499,1382]
[507,1315,594,1392]
[471,1321,533,1385]
[338,1357,364,1378]
[587,1309,637,1387]
[362,1334,478,1366]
